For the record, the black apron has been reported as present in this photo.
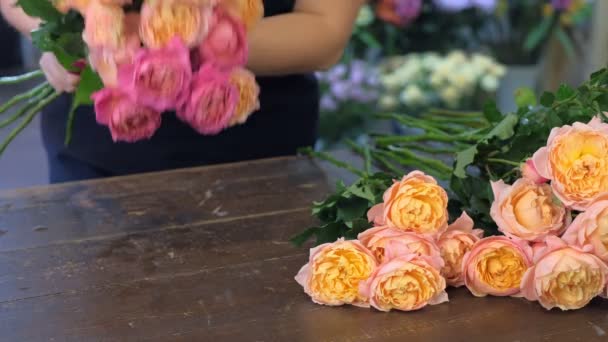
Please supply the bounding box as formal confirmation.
[41,0,319,181]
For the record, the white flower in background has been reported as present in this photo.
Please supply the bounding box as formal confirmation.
[400,84,427,107]
[379,95,399,110]
[446,50,467,65]
[440,86,461,108]
[488,63,507,78]
[471,53,493,70]
[381,74,402,91]
[430,72,445,88]
[481,74,500,92]
[356,5,374,27]
[422,52,441,70]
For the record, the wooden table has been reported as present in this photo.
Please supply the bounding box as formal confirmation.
[0,157,607,341]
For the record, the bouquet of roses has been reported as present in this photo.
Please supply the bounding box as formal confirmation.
[294,68,608,312]
[0,0,262,156]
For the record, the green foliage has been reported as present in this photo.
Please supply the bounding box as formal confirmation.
[17,0,62,22]
[31,10,86,71]
[65,66,103,145]
[290,173,393,246]
[298,68,608,244]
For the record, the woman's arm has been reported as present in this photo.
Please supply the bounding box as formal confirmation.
[247,0,366,76]
[0,0,40,38]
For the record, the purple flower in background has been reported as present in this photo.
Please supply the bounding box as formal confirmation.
[433,0,496,12]
[395,0,423,23]
[552,0,573,10]
[331,81,350,101]
[349,60,367,85]
[433,0,471,12]
[320,94,338,112]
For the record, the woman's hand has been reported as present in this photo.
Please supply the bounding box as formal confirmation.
[247,0,366,76]
[39,52,80,93]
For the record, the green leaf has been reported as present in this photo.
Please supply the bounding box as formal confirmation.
[290,227,318,247]
[349,182,375,203]
[454,145,478,179]
[540,92,555,107]
[336,197,369,222]
[65,66,103,145]
[483,113,519,141]
[556,84,575,101]
[315,223,344,245]
[483,101,502,123]
[17,0,62,22]
[524,15,554,52]
[515,87,537,109]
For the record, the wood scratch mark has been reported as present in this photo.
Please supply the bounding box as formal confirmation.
[1,207,310,252]
[212,206,228,217]
[589,322,606,337]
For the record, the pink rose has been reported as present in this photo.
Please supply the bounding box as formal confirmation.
[295,238,377,307]
[118,37,192,112]
[521,236,608,310]
[562,200,608,263]
[463,236,533,297]
[177,63,238,135]
[437,212,484,287]
[358,226,444,267]
[92,88,161,142]
[490,179,569,242]
[198,8,248,69]
[521,158,548,184]
[359,254,448,312]
[532,116,608,210]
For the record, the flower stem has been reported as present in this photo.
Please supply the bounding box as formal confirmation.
[300,147,366,178]
[487,158,521,167]
[0,91,61,156]
[425,108,483,118]
[0,85,53,129]
[0,70,44,85]
[0,82,48,116]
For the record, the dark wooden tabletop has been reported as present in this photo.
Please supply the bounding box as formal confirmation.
[0,157,607,342]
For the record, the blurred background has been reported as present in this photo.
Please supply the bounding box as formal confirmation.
[0,0,607,189]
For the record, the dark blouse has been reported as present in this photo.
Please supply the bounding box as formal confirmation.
[41,0,319,177]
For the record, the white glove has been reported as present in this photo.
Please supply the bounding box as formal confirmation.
[39,52,80,93]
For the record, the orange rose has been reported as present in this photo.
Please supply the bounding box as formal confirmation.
[221,0,264,31]
[228,68,260,126]
[378,171,449,236]
[295,239,377,307]
[140,0,211,49]
[82,1,125,50]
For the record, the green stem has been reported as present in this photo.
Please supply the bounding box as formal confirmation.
[0,82,48,116]
[0,86,53,129]
[374,133,480,146]
[0,91,61,156]
[300,147,366,178]
[400,143,460,155]
[487,158,521,167]
[0,70,44,85]
[377,113,448,136]
[377,150,450,180]
[426,108,483,118]
[389,146,453,174]
[371,151,403,176]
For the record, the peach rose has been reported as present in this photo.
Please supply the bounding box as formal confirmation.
[53,0,91,13]
[379,171,449,236]
[88,13,141,87]
[358,226,443,267]
[521,158,548,184]
[140,0,211,49]
[490,179,569,242]
[521,236,608,310]
[359,254,448,312]
[221,0,264,31]
[295,239,377,307]
[437,212,484,287]
[82,1,125,50]
[228,68,259,126]
[562,200,608,263]
[367,203,386,226]
[533,116,608,210]
[463,236,533,297]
